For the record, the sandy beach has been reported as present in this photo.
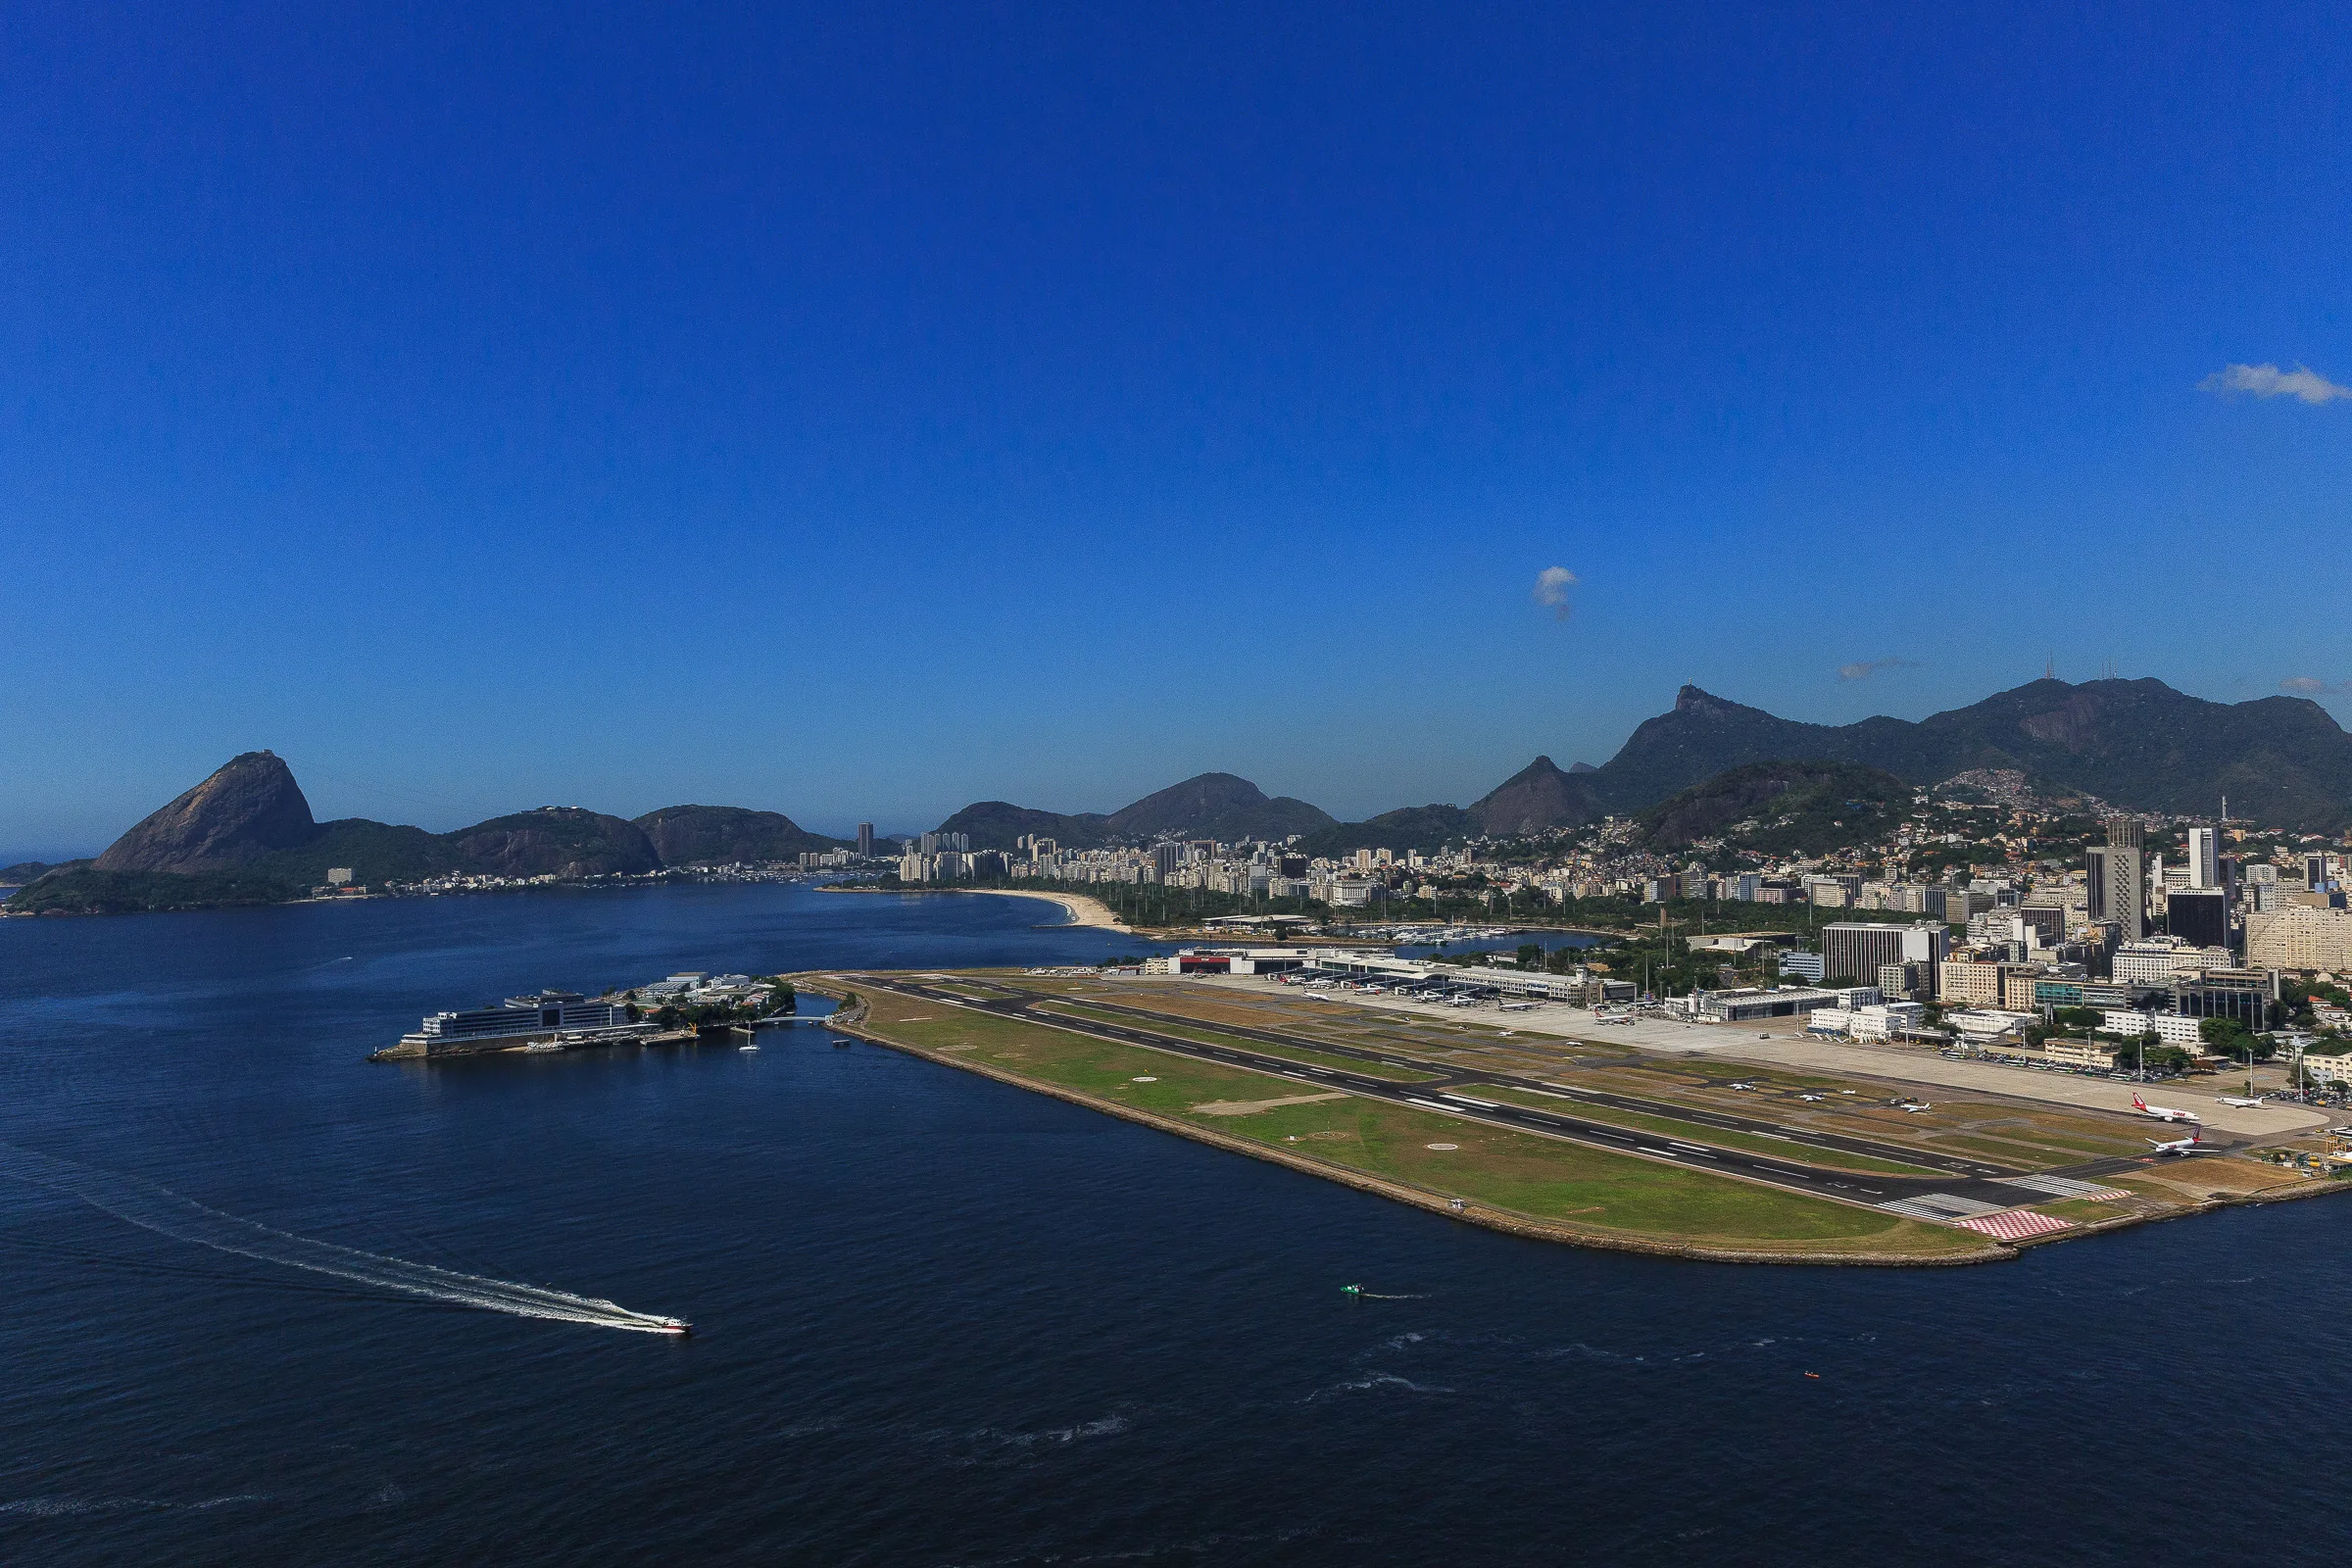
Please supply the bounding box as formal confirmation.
[956,887,1131,933]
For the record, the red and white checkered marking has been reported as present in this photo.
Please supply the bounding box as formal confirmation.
[1952,1209,2074,1242]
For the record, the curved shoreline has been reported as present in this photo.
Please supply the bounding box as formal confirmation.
[820,884,1131,933]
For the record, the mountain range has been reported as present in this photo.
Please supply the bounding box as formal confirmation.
[1633,760,1917,859]
[12,752,848,908]
[935,675,2352,846]
[936,772,1336,851]
[1564,678,2352,831]
[12,673,2348,913]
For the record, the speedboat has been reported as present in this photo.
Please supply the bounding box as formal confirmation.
[656,1318,692,1336]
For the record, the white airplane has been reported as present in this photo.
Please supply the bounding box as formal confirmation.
[2132,1094,2200,1124]
[2217,1096,2266,1109]
[2147,1128,2218,1156]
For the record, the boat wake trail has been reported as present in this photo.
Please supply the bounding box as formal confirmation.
[0,1144,685,1334]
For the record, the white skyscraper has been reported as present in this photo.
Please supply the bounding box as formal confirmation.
[2186,825,2219,891]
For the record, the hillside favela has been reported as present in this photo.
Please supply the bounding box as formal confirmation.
[8,7,2351,1565]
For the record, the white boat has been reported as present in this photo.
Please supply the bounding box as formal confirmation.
[738,1043,759,1053]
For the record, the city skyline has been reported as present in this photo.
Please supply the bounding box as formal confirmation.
[3,6,2348,854]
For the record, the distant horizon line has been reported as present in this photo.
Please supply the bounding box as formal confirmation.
[9,665,2348,866]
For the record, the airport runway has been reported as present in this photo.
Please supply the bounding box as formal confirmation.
[853,975,2130,1214]
[962,982,2029,1178]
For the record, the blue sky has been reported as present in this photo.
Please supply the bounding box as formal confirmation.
[4,3,2349,858]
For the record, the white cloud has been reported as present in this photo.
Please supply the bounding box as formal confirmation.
[1838,656,1922,681]
[1533,565,1577,620]
[2280,676,2350,694]
[2200,363,2352,405]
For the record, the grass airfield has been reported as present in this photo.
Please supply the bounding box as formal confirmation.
[815,969,2338,1265]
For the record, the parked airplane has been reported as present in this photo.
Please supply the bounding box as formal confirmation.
[2217,1096,2267,1109]
[2147,1128,2217,1156]
[2132,1094,2200,1124]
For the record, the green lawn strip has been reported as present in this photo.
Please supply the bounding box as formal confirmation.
[864,1000,1973,1255]
[1461,1086,1946,1177]
[1925,1132,2132,1168]
[867,1001,1335,1114]
[1194,1013,1433,1053]
[1228,1098,1975,1253]
[1982,1127,2151,1157]
[1033,1003,1441,1082]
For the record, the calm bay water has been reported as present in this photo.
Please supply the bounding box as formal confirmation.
[0,883,2340,1565]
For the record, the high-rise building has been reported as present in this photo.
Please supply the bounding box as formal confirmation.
[857,822,874,858]
[2166,888,2230,952]
[2018,905,2065,947]
[2186,825,2218,891]
[2246,906,2352,971]
[2099,816,2145,941]
[1878,960,1933,1001]
[1822,922,1948,989]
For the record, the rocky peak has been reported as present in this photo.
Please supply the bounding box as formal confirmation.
[1673,685,1742,717]
[91,752,320,874]
[1469,755,1601,834]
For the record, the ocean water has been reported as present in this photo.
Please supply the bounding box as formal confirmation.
[0,883,2341,1565]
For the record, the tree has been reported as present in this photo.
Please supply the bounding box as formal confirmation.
[2199,1016,2271,1063]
